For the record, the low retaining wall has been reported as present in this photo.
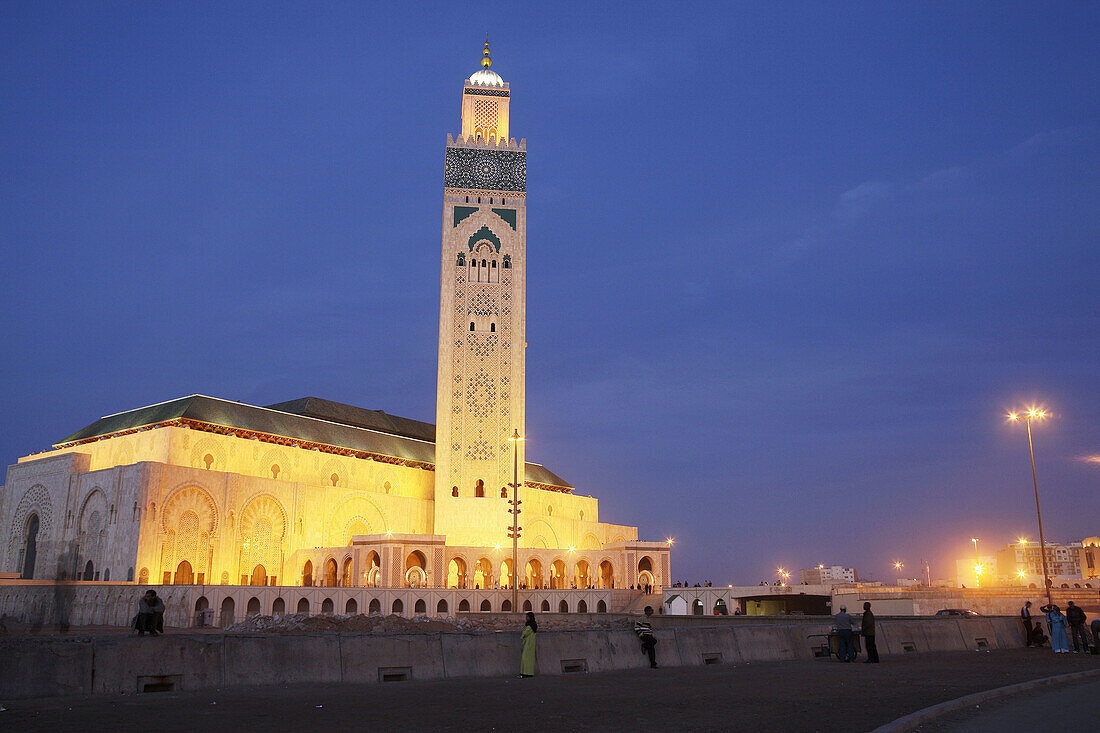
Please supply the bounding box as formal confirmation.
[0,616,1026,700]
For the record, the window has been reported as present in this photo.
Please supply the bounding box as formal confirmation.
[501,487,508,498]
[475,479,485,498]
[490,323,496,332]
[470,322,475,331]
[452,486,459,497]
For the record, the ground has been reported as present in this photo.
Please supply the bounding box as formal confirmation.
[2,648,1097,732]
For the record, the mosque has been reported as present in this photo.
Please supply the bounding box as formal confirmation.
[0,43,671,614]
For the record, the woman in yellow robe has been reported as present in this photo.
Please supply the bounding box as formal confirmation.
[520,611,537,677]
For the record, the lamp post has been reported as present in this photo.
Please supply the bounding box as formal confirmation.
[1008,408,1052,605]
[971,538,980,588]
[893,561,904,583]
[507,428,524,612]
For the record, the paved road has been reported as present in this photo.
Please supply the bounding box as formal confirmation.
[917,676,1100,731]
[2,648,1097,732]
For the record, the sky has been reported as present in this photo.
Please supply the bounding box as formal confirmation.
[1,2,1097,585]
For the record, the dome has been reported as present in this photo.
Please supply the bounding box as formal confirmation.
[469,67,505,87]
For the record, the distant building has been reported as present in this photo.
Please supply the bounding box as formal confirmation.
[799,565,856,585]
[995,540,1082,582]
[1080,537,1099,580]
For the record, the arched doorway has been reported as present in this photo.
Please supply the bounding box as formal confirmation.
[522,600,532,612]
[323,558,338,587]
[575,559,591,588]
[342,558,353,587]
[297,598,309,614]
[559,599,569,613]
[474,557,491,589]
[321,598,334,614]
[250,564,266,586]
[714,599,728,615]
[302,560,313,587]
[273,598,285,615]
[638,570,654,591]
[392,599,404,615]
[246,597,261,617]
[220,597,235,627]
[83,560,94,581]
[540,600,550,612]
[369,598,381,614]
[21,515,39,579]
[447,557,467,588]
[346,598,357,614]
[599,560,614,588]
[525,558,543,589]
[480,599,491,612]
[550,559,567,589]
[692,599,704,616]
[458,599,470,612]
[406,551,426,588]
[578,600,588,613]
[437,599,449,615]
[596,600,607,613]
[364,551,380,587]
[499,558,513,589]
[502,599,512,612]
[414,599,426,615]
[174,560,193,584]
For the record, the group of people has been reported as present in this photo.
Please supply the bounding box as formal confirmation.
[518,605,662,677]
[1021,600,1098,654]
[833,602,879,663]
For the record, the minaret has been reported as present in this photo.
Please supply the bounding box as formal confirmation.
[434,40,527,547]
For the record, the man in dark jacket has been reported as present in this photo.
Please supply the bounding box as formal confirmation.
[1021,601,1034,646]
[136,589,165,636]
[1065,601,1090,653]
[862,602,879,663]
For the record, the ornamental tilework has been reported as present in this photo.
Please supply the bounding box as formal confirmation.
[444,148,526,192]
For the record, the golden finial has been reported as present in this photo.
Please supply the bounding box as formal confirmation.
[481,34,492,68]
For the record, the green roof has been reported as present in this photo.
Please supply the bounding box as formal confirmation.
[56,394,573,489]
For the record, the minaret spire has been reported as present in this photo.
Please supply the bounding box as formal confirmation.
[482,34,492,68]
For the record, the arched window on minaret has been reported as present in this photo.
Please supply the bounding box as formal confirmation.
[490,323,496,333]
[452,486,459,497]
[475,479,485,498]
[470,322,475,331]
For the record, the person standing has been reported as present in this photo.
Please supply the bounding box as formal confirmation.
[519,612,537,678]
[835,605,856,662]
[1065,601,1091,653]
[861,602,879,663]
[135,589,165,636]
[1040,603,1070,653]
[1020,601,1034,646]
[635,606,659,668]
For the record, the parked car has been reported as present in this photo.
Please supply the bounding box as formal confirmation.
[935,609,981,617]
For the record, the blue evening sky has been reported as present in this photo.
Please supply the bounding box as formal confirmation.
[1,2,1097,584]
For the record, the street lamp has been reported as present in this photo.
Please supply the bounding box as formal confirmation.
[507,428,524,612]
[971,538,980,588]
[893,561,904,582]
[1008,408,1052,605]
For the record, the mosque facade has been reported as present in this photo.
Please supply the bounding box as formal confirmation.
[0,44,670,611]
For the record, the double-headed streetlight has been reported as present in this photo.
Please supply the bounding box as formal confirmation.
[507,428,524,612]
[1008,408,1052,605]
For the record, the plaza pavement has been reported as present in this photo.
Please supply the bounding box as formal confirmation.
[915,675,1100,731]
[2,648,1097,732]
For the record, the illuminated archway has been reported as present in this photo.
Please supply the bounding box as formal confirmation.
[499,558,513,589]
[323,558,337,587]
[302,559,313,587]
[599,560,614,589]
[447,557,467,588]
[525,558,544,588]
[174,560,194,585]
[474,557,492,589]
[550,559,567,589]
[250,564,267,586]
[575,559,591,588]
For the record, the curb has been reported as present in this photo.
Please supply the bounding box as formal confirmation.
[870,666,1100,732]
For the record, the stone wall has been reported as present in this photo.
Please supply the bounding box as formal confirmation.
[0,615,1026,699]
